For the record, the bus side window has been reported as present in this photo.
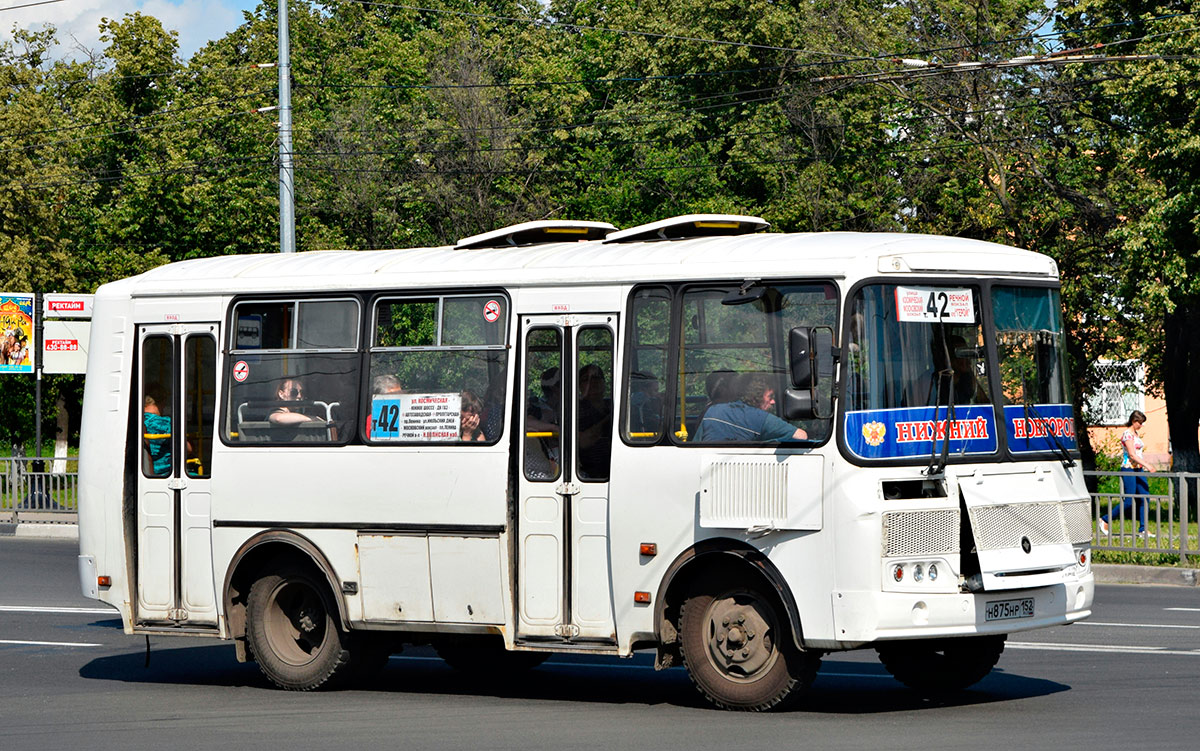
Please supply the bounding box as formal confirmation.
[225,299,360,446]
[623,286,670,444]
[366,294,509,445]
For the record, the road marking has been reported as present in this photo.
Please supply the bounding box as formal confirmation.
[0,639,102,647]
[1079,620,1200,630]
[1164,607,1200,612]
[0,605,118,615]
[1008,641,1200,656]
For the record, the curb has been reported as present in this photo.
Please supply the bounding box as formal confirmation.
[0,523,79,541]
[1093,563,1199,587]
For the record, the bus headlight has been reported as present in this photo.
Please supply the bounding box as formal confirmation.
[928,563,938,582]
[913,564,924,582]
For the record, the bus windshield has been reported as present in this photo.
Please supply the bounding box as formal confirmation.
[992,286,1076,456]
[843,282,1075,462]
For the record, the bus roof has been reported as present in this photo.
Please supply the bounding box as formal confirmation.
[113,231,1057,298]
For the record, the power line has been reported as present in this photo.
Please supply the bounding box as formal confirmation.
[0,0,64,11]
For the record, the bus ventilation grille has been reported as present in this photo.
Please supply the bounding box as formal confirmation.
[882,509,960,557]
[967,501,1079,551]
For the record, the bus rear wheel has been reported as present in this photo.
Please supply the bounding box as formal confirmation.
[876,634,1006,694]
[246,566,352,690]
[678,580,819,711]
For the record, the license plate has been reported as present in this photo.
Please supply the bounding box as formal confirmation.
[984,597,1034,621]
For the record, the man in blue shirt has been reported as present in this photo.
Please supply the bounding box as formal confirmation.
[696,373,807,443]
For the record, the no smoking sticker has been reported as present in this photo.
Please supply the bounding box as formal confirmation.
[483,299,501,323]
[233,360,250,382]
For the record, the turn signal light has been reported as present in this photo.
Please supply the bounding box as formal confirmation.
[892,565,904,582]
[97,576,111,587]
[639,543,657,556]
[634,591,651,604]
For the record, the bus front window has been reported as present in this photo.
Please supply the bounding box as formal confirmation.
[992,286,1077,456]
[844,284,996,462]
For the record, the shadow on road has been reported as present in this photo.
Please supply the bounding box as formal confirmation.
[78,644,1069,712]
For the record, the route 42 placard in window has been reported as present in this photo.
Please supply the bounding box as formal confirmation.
[895,286,975,323]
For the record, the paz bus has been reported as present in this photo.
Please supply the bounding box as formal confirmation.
[76,214,1093,710]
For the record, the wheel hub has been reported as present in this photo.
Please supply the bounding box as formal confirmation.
[705,593,776,680]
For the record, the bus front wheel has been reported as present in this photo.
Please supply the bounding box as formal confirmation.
[246,566,353,690]
[876,635,1006,694]
[678,579,819,711]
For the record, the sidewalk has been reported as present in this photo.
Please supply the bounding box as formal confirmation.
[0,522,79,540]
[1093,563,1199,587]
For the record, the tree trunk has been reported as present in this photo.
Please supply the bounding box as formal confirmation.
[1163,300,1200,520]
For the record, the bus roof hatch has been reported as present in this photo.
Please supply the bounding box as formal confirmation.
[603,214,769,243]
[455,220,618,249]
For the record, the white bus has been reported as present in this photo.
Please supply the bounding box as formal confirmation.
[77,214,1094,710]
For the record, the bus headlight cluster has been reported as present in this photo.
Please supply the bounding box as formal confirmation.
[1074,547,1090,570]
[891,562,940,585]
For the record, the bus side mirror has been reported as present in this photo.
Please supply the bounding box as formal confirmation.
[789,327,813,389]
[785,326,837,421]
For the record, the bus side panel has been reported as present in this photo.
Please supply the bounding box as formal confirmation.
[606,442,839,652]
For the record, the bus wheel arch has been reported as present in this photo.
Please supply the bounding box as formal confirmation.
[654,541,806,666]
[224,531,351,662]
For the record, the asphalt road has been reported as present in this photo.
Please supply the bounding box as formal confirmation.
[2,537,1198,750]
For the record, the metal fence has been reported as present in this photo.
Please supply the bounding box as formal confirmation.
[0,456,79,525]
[1088,470,1200,564]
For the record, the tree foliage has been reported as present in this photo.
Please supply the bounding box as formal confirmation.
[0,0,1197,466]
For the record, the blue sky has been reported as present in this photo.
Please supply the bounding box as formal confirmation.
[1,0,262,60]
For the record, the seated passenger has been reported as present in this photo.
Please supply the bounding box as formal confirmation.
[269,377,322,425]
[628,371,664,435]
[142,395,173,475]
[577,364,612,478]
[906,334,989,407]
[366,374,404,439]
[460,390,486,441]
[696,373,807,443]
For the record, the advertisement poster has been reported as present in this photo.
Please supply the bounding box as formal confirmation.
[370,393,462,442]
[0,293,35,374]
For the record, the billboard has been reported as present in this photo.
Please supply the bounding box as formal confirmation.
[0,293,35,374]
[42,319,91,375]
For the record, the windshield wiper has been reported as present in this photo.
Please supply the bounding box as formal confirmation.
[925,326,955,477]
[1020,376,1076,469]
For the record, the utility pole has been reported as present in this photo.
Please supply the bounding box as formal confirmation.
[33,291,42,464]
[278,0,295,253]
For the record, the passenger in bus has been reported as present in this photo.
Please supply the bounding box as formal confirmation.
[695,373,807,442]
[696,369,736,424]
[365,374,404,439]
[577,364,612,478]
[269,377,323,426]
[525,367,561,478]
[142,395,173,475]
[460,390,486,441]
[527,367,561,432]
[907,333,988,407]
[628,371,664,435]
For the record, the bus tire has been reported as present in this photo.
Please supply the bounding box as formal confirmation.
[246,566,352,691]
[876,634,1006,694]
[436,640,549,676]
[678,578,819,711]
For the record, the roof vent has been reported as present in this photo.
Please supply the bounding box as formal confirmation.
[603,214,769,243]
[455,220,617,249]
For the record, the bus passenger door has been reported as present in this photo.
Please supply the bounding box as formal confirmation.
[135,324,219,627]
[516,315,618,643]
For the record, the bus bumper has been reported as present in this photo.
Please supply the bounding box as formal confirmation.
[826,572,1093,649]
